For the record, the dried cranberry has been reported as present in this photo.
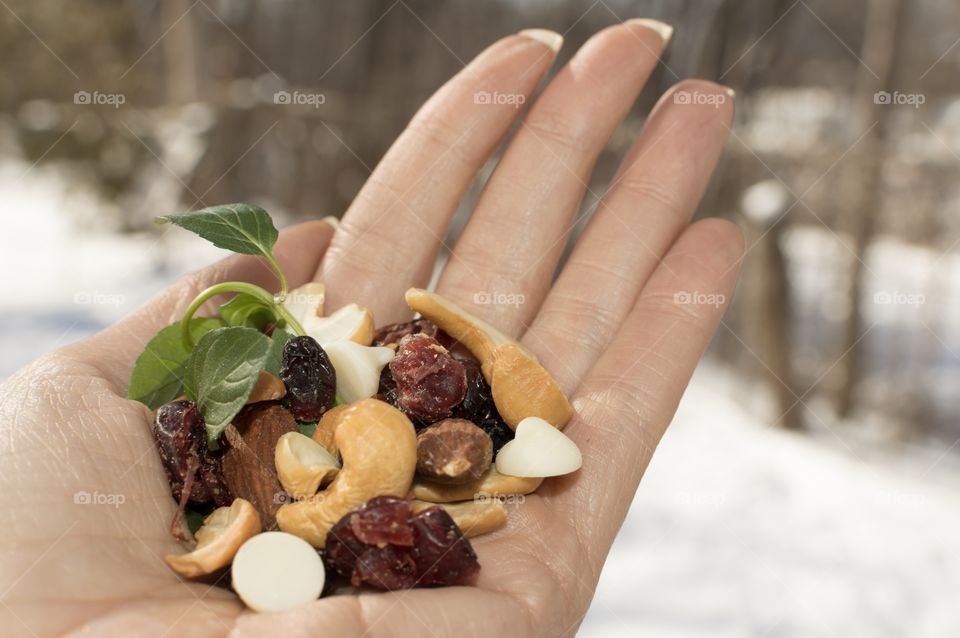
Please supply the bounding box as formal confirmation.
[279,336,336,421]
[152,400,231,540]
[373,319,440,347]
[389,334,467,422]
[411,507,480,587]
[324,496,479,590]
[152,400,228,505]
[451,358,514,455]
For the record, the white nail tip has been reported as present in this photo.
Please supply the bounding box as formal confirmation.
[518,29,563,53]
[232,532,325,612]
[626,18,674,44]
[495,416,582,478]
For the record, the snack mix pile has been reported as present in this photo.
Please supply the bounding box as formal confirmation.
[128,204,582,612]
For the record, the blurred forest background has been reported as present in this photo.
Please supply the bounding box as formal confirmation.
[3,0,960,635]
[4,0,958,450]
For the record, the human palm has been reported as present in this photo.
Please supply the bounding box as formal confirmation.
[0,23,741,637]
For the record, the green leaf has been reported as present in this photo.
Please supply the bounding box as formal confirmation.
[185,509,207,535]
[156,203,279,259]
[184,326,272,443]
[298,422,317,438]
[264,329,292,376]
[127,318,223,409]
[219,293,276,331]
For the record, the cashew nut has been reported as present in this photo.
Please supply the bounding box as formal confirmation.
[276,399,417,547]
[300,303,375,346]
[245,370,286,404]
[412,467,543,503]
[163,498,261,578]
[404,288,573,429]
[275,432,340,499]
[283,282,326,323]
[411,499,507,538]
[312,404,348,457]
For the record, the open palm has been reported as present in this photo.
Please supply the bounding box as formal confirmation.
[0,22,741,637]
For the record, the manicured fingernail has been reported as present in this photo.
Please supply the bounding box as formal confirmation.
[518,28,563,53]
[322,216,340,230]
[626,18,674,45]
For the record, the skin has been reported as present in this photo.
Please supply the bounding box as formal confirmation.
[0,23,742,638]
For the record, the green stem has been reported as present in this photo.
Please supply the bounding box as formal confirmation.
[179,282,305,349]
[266,254,289,300]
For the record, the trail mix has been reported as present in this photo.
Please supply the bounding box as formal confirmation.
[128,204,582,611]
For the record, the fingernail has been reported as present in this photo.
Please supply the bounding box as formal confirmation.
[626,18,674,45]
[518,28,564,53]
[321,216,340,230]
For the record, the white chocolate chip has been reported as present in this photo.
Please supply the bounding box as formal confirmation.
[494,416,582,478]
[231,532,325,612]
[323,341,394,403]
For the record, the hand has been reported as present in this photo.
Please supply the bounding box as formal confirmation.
[0,22,741,637]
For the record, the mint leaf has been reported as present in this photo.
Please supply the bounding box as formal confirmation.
[127,318,223,409]
[264,329,292,376]
[184,326,272,443]
[157,204,279,259]
[219,293,276,331]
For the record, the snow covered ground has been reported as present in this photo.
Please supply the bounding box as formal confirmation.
[2,160,959,637]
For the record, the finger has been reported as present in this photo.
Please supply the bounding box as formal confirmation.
[76,219,336,388]
[522,80,735,394]
[318,31,561,325]
[545,218,743,576]
[436,20,673,337]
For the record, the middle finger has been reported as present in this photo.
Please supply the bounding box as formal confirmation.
[436,19,673,336]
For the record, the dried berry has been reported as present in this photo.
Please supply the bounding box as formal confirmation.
[452,357,514,455]
[324,495,479,590]
[416,419,492,484]
[152,400,230,540]
[279,335,336,421]
[373,319,440,348]
[389,334,467,422]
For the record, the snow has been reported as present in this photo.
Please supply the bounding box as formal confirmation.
[580,362,960,638]
[2,159,959,636]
